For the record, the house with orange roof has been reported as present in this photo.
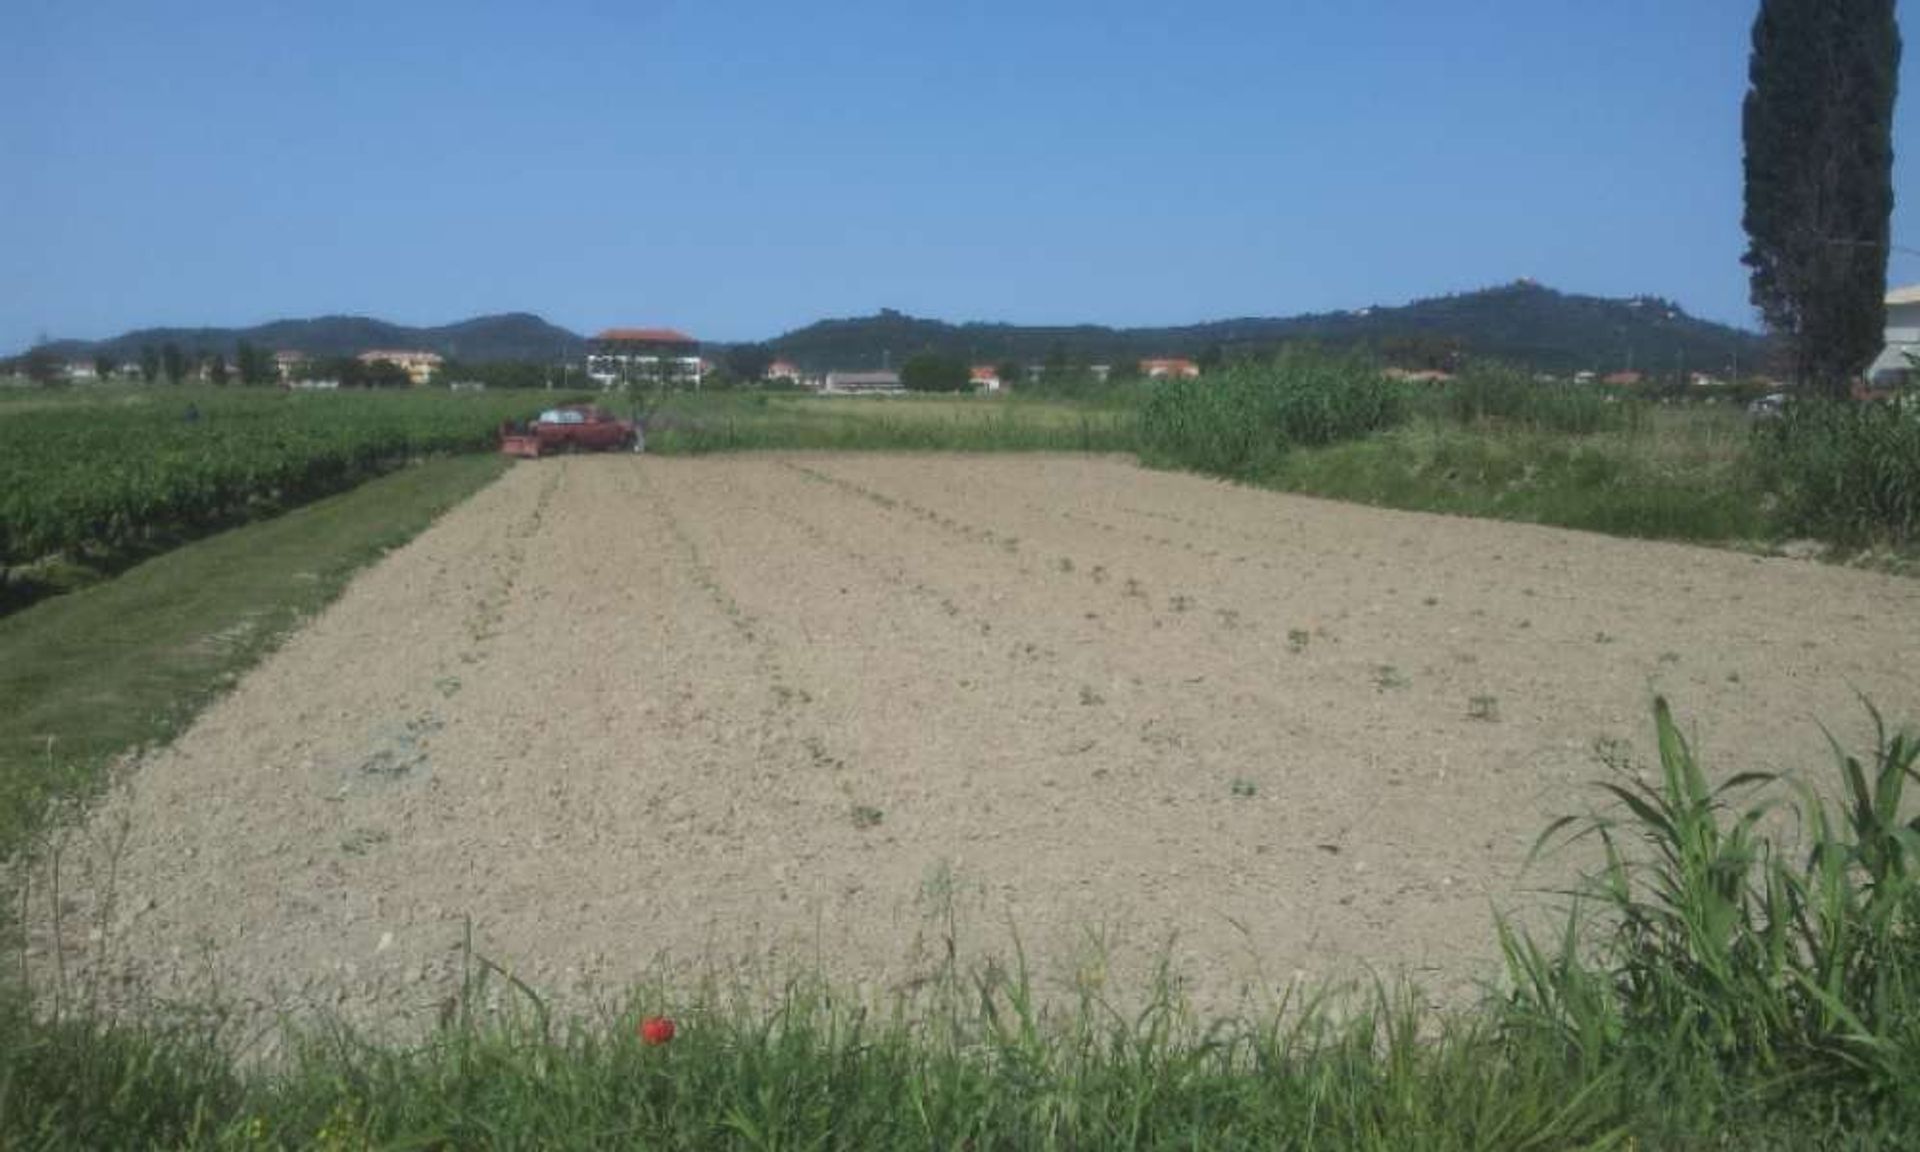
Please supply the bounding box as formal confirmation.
[1140,358,1200,379]
[969,364,1003,392]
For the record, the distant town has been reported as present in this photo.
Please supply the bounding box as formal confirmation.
[10,282,1916,399]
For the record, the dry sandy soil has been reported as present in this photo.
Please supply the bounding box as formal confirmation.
[25,454,1920,1036]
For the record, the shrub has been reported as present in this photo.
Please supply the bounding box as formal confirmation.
[1139,348,1405,475]
[899,354,971,393]
[1752,398,1920,543]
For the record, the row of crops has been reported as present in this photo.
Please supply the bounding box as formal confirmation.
[0,388,575,572]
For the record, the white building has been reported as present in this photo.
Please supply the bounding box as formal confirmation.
[823,370,903,395]
[587,328,702,389]
[1868,284,1920,389]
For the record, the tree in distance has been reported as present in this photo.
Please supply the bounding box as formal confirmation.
[901,352,972,393]
[724,342,775,383]
[1742,0,1901,396]
[160,342,187,385]
[22,346,63,385]
[236,341,276,386]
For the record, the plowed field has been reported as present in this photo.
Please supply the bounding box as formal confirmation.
[30,454,1920,1032]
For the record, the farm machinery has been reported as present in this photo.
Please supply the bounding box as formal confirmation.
[499,405,641,458]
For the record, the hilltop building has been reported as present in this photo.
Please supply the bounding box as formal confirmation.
[587,328,701,388]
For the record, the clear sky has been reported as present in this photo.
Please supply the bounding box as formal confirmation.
[3,0,1914,352]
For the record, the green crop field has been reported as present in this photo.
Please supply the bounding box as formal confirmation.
[0,386,577,604]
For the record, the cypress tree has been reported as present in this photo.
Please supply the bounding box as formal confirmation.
[1742,0,1902,396]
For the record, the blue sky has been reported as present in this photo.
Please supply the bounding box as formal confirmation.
[2,0,1914,352]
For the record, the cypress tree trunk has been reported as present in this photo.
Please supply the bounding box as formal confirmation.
[1742,0,1902,398]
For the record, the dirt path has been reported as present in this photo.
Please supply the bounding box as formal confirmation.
[27,454,1920,1034]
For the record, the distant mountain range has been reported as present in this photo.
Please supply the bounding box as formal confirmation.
[765,282,1770,376]
[30,282,1770,378]
[36,312,585,365]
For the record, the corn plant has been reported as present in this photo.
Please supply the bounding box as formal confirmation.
[1509,697,1920,1099]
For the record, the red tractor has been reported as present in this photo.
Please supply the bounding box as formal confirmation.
[500,405,639,458]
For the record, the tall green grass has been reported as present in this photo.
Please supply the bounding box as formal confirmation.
[1430,362,1633,436]
[1138,350,1406,475]
[6,698,1917,1148]
[1262,418,1770,542]
[1752,399,1920,544]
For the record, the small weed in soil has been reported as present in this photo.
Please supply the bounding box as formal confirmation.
[1373,665,1410,692]
[1467,695,1500,722]
[850,804,884,830]
[1286,629,1311,654]
[1230,778,1257,798]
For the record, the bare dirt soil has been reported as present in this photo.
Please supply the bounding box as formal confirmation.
[25,454,1920,1035]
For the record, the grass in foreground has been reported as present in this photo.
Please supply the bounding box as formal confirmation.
[5,698,1917,1149]
[0,454,508,865]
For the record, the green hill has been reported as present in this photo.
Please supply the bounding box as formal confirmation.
[767,282,1769,377]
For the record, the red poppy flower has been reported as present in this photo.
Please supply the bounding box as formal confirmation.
[639,1015,676,1046]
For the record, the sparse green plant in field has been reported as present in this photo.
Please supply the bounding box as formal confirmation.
[1077,685,1103,706]
[850,803,884,830]
[1286,628,1311,653]
[1373,664,1409,691]
[1230,777,1257,798]
[1467,695,1500,722]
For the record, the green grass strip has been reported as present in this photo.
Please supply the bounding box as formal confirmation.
[0,454,508,865]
